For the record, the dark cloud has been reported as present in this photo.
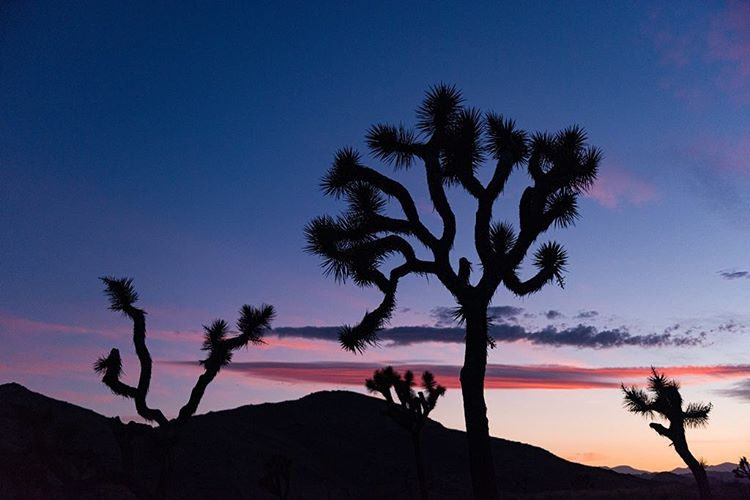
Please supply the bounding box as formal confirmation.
[487,306,523,319]
[717,320,742,333]
[430,305,524,327]
[575,310,599,319]
[719,269,750,280]
[515,324,705,349]
[429,306,463,327]
[545,310,564,320]
[273,322,707,349]
[717,379,750,402]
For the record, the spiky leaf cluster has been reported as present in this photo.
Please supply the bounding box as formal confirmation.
[486,113,529,165]
[622,368,713,432]
[201,320,234,367]
[533,242,568,288]
[528,126,600,193]
[100,277,139,312]
[201,304,274,368]
[489,222,516,256]
[237,303,275,342]
[94,348,123,378]
[339,289,395,353]
[366,124,418,169]
[416,83,464,135]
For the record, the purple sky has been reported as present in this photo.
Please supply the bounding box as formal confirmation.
[1,1,749,470]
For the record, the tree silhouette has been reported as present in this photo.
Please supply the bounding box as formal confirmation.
[622,368,713,500]
[733,456,750,481]
[305,84,600,498]
[94,277,274,425]
[366,366,446,500]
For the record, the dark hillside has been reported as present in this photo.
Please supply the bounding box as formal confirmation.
[1,383,746,499]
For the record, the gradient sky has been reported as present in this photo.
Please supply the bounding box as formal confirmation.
[2,1,749,471]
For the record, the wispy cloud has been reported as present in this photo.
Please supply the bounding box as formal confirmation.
[647,1,750,104]
[273,322,706,349]
[718,378,750,401]
[0,311,101,336]
[707,0,750,103]
[691,134,750,177]
[719,269,750,280]
[184,361,750,390]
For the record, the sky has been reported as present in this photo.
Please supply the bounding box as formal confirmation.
[1,0,749,472]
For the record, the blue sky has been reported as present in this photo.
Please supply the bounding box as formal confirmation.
[1,1,749,470]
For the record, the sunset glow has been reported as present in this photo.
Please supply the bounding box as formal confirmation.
[2,1,749,477]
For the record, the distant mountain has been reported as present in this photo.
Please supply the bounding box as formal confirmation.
[1,382,748,499]
[671,462,739,474]
[607,465,651,476]
[608,462,741,481]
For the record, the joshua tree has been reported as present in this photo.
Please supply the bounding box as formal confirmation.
[622,368,713,500]
[94,277,274,425]
[366,366,446,500]
[733,456,750,481]
[305,84,600,498]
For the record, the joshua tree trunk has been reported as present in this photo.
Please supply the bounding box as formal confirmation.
[673,435,712,500]
[129,308,169,426]
[177,365,219,422]
[460,302,498,500]
[412,432,428,500]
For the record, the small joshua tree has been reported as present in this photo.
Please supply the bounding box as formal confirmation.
[94,277,274,425]
[622,368,713,500]
[733,456,750,481]
[366,366,446,500]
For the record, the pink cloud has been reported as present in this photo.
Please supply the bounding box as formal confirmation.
[585,168,659,209]
[707,0,750,102]
[692,133,750,176]
[647,2,750,104]
[0,311,101,336]
[201,361,750,390]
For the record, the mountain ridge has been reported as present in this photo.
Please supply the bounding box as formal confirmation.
[1,382,747,499]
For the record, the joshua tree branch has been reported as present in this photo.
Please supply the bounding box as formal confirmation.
[502,269,549,296]
[458,171,485,199]
[486,159,514,200]
[350,165,439,249]
[474,198,495,275]
[649,422,673,440]
[95,348,138,398]
[424,155,457,250]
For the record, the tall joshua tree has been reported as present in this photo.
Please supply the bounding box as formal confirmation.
[622,368,713,500]
[305,85,600,498]
[366,367,446,500]
[94,277,274,425]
